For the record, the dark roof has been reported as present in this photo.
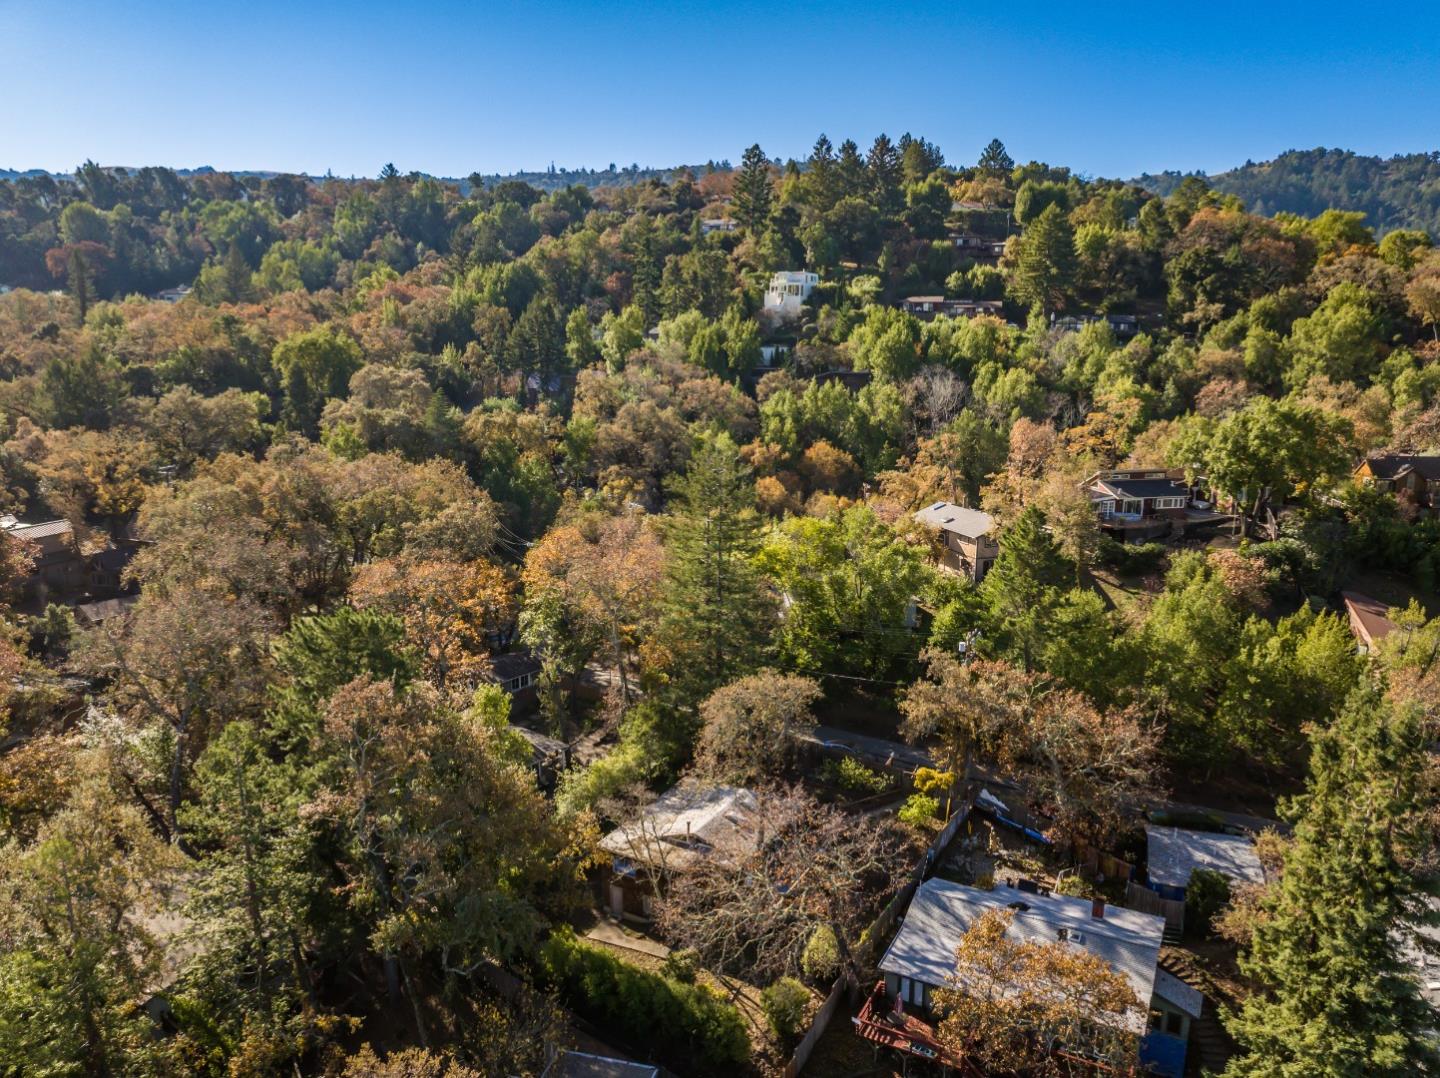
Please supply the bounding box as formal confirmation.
[482,651,542,682]
[1360,455,1440,481]
[74,596,139,626]
[1093,477,1189,500]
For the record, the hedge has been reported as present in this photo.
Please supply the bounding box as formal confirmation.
[535,928,750,1071]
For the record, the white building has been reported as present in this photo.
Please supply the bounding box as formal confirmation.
[763,271,819,315]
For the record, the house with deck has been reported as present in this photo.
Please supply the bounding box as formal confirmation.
[1354,454,1440,514]
[899,296,1004,322]
[763,271,819,316]
[598,784,760,922]
[1083,469,1229,541]
[858,878,1201,1078]
[913,502,998,582]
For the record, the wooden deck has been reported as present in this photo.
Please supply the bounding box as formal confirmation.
[852,982,981,1074]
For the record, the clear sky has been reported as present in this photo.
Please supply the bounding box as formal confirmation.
[3,0,1438,180]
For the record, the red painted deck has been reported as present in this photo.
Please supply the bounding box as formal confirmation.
[852,982,981,1074]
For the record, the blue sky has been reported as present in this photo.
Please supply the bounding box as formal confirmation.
[3,0,1438,179]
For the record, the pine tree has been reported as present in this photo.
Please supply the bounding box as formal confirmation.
[733,144,774,234]
[978,138,1014,176]
[979,506,1074,670]
[806,134,838,211]
[1223,686,1439,1077]
[866,133,903,217]
[836,139,867,199]
[1009,202,1076,313]
[658,434,772,703]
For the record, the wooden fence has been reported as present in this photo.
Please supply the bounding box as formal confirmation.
[1125,881,1186,934]
[784,790,978,1075]
[781,972,849,1078]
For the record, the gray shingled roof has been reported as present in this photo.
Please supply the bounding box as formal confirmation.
[914,501,994,540]
[599,784,760,872]
[1145,826,1265,890]
[878,878,1164,1032]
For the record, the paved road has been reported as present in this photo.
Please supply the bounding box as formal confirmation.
[806,725,935,772]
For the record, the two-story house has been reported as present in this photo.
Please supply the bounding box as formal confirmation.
[913,502,998,582]
[899,297,1004,322]
[1082,469,1219,541]
[763,271,819,315]
[1354,454,1440,513]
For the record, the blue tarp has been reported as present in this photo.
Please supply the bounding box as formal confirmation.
[1139,1031,1187,1078]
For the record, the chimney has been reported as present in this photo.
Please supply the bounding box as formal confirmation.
[1091,897,1105,920]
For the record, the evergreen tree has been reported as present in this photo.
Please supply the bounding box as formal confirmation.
[866,133,904,217]
[835,139,867,199]
[510,295,567,383]
[898,133,944,185]
[1009,202,1076,313]
[733,144,774,234]
[978,137,1015,176]
[1224,687,1439,1077]
[979,506,1074,670]
[268,606,416,752]
[565,306,599,370]
[624,215,662,326]
[658,434,772,702]
[68,245,92,323]
[181,721,319,1027]
[806,134,838,211]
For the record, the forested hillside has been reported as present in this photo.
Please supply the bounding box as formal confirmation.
[1138,147,1440,235]
[1,134,1439,1077]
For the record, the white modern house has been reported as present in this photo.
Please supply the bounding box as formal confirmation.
[763,271,819,315]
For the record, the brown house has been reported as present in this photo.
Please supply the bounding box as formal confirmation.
[3,518,86,605]
[1354,454,1440,513]
[1341,591,1398,654]
[1082,469,1230,541]
[899,296,1004,322]
[913,501,998,582]
[598,784,760,922]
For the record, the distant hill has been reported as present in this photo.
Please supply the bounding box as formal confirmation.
[1,162,732,194]
[1136,148,1440,236]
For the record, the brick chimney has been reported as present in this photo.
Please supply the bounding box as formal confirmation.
[1091,897,1105,920]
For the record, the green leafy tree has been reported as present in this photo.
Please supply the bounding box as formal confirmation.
[759,505,929,678]
[0,770,182,1077]
[273,325,363,437]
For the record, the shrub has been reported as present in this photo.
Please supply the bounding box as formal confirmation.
[913,766,955,795]
[1098,537,1166,574]
[1053,873,1089,897]
[822,755,891,793]
[1186,867,1232,937]
[800,924,840,983]
[897,793,940,828]
[761,976,811,1043]
[661,947,699,984]
[536,928,749,1071]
